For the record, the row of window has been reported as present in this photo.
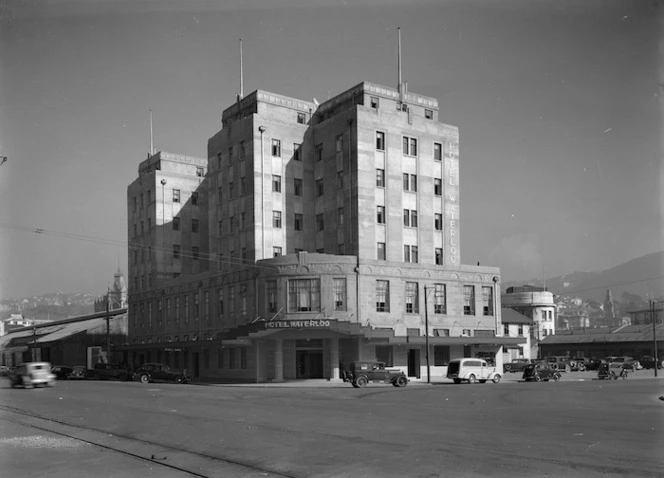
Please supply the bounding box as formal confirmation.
[377,242,444,265]
[132,185,202,213]
[375,170,444,196]
[368,96,435,121]
[375,132,455,160]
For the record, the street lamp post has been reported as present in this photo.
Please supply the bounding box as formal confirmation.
[258,126,266,259]
[651,300,659,378]
[161,179,167,280]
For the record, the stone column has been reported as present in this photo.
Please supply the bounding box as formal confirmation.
[274,338,284,382]
[330,337,340,381]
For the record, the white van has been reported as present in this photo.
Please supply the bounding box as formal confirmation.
[447,358,501,384]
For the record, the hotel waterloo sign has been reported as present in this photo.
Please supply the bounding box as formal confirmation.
[263,319,332,330]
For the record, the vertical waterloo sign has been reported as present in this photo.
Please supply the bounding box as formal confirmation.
[444,141,460,265]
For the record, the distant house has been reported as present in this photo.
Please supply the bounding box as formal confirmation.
[502,285,556,358]
[501,308,534,361]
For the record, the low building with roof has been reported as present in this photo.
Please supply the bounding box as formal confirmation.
[0,309,128,369]
[539,323,663,361]
[501,308,535,361]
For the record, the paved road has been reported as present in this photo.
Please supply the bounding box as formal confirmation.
[0,376,662,477]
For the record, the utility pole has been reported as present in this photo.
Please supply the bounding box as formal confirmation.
[652,300,659,378]
[106,288,111,362]
[424,286,431,384]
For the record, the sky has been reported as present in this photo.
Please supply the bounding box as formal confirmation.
[0,0,661,299]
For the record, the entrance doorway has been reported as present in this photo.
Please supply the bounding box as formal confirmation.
[296,350,323,379]
[408,349,421,378]
[192,352,200,378]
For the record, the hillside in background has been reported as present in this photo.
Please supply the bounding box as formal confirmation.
[0,292,96,322]
[504,251,664,304]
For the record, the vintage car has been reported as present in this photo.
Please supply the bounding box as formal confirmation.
[503,358,533,373]
[342,361,408,388]
[9,362,56,388]
[545,356,570,372]
[93,362,133,381]
[68,365,89,380]
[447,358,502,384]
[522,362,561,382]
[640,355,663,370]
[133,363,189,384]
[51,365,74,380]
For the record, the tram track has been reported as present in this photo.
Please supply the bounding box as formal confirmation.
[0,404,295,478]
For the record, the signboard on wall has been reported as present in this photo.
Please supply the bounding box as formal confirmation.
[265,319,332,329]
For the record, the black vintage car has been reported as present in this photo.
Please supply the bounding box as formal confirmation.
[51,365,74,380]
[133,363,188,384]
[503,358,533,373]
[522,362,561,382]
[342,361,408,388]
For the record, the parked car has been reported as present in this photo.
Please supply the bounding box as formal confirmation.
[447,358,502,384]
[640,355,663,369]
[0,365,10,376]
[9,362,56,388]
[586,358,603,371]
[609,356,637,372]
[341,361,408,388]
[569,357,589,371]
[68,365,89,380]
[545,356,570,372]
[93,362,133,381]
[522,362,561,382]
[503,358,533,373]
[51,365,74,380]
[133,363,188,384]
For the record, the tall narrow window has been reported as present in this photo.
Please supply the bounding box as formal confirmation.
[405,282,419,313]
[316,179,324,196]
[266,280,277,313]
[434,284,447,314]
[434,178,442,196]
[376,131,385,151]
[294,213,303,231]
[377,206,386,224]
[271,139,281,157]
[273,246,282,257]
[240,284,247,316]
[272,211,282,228]
[337,207,345,225]
[272,175,282,192]
[402,136,418,156]
[403,245,411,263]
[376,169,385,187]
[435,248,443,265]
[333,278,346,311]
[464,285,475,315]
[297,112,306,124]
[173,217,180,231]
[316,214,324,231]
[315,143,323,161]
[482,286,494,316]
[294,178,303,196]
[434,213,443,231]
[293,143,301,161]
[173,244,181,259]
[192,192,199,205]
[377,242,386,260]
[172,189,180,203]
[434,142,442,161]
[376,280,390,312]
[192,219,199,233]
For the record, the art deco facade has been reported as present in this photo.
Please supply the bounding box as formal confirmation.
[124,82,525,382]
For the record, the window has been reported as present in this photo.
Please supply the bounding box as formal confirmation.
[272,175,282,192]
[191,192,199,205]
[433,346,450,366]
[140,221,144,235]
[376,169,385,187]
[240,212,246,230]
[297,112,306,124]
[435,248,443,265]
[404,245,410,263]
[376,131,385,151]
[462,329,472,337]
[217,152,222,167]
[193,293,200,318]
[173,245,181,259]
[377,242,386,260]
[434,142,442,161]
[434,213,443,231]
[463,285,475,315]
[293,143,301,161]
[294,178,303,196]
[336,171,344,189]
[434,284,447,314]
[434,178,442,196]
[272,211,282,228]
[229,286,235,314]
[403,209,418,228]
[140,193,144,209]
[172,189,180,203]
[228,146,234,162]
[239,141,245,160]
[133,197,137,212]
[288,279,320,312]
[266,280,277,313]
[228,215,234,233]
[402,136,417,156]
[271,139,281,157]
[370,96,379,109]
[229,181,234,198]
[434,328,450,337]
[425,109,433,120]
[316,179,324,196]
[217,186,222,203]
[482,286,494,315]
[336,134,343,153]
[192,219,199,233]
[518,325,524,336]
[316,214,324,231]
[229,348,236,369]
[377,206,386,224]
[337,207,345,225]
[376,345,393,367]
[240,177,246,195]
[294,213,303,231]
[192,246,199,260]
[240,284,247,316]
[405,282,419,313]
[184,295,190,321]
[196,167,204,177]
[503,324,510,336]
[273,246,282,257]
[411,246,418,263]
[315,143,323,161]
[376,280,390,312]
[333,278,346,311]
[403,173,417,192]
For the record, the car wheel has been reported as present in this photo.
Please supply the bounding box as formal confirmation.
[468,374,477,384]
[351,382,359,388]
[492,374,501,384]
[453,379,461,384]
[395,376,408,387]
[140,374,150,384]
[533,374,542,382]
[355,376,368,388]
